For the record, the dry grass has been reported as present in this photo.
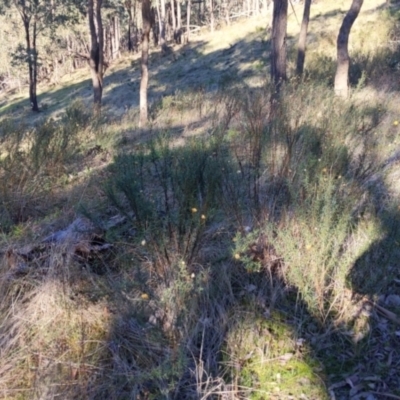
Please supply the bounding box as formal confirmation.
[0,0,400,398]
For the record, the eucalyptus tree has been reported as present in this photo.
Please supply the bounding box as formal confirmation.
[0,0,76,111]
[186,0,191,42]
[75,0,122,110]
[270,0,288,95]
[88,0,105,110]
[334,0,364,98]
[140,0,152,126]
[296,0,312,77]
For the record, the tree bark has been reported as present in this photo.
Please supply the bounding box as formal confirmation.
[125,0,134,51]
[270,0,288,94]
[32,19,38,111]
[23,15,39,112]
[159,0,167,52]
[140,0,152,127]
[171,0,177,42]
[209,0,214,32]
[224,0,230,25]
[199,0,204,23]
[296,0,311,77]
[186,0,191,43]
[112,16,120,59]
[334,0,364,98]
[177,0,182,43]
[88,0,104,111]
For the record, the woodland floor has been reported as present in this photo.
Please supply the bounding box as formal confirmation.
[1,0,400,399]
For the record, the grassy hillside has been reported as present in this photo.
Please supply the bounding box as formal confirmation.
[1,0,400,399]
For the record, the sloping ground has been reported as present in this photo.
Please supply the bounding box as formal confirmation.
[1,1,400,399]
[0,0,390,122]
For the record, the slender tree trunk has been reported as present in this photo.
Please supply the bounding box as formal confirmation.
[160,0,167,51]
[209,0,214,31]
[113,16,120,58]
[24,18,39,112]
[151,7,159,46]
[88,0,104,111]
[177,0,182,43]
[334,0,364,98]
[270,0,288,95]
[140,0,152,127]
[127,5,133,51]
[186,0,191,43]
[296,0,311,77]
[171,0,177,42]
[199,0,203,23]
[156,0,162,45]
[105,25,111,60]
[224,0,230,25]
[32,19,38,111]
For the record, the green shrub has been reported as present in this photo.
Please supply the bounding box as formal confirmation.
[107,134,226,269]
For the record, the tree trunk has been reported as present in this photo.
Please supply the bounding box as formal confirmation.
[127,7,133,51]
[151,7,159,46]
[171,0,177,42]
[166,4,172,41]
[140,0,152,127]
[334,0,364,98]
[296,0,311,77]
[224,0,230,25]
[186,0,191,43]
[156,0,162,45]
[105,25,111,60]
[177,0,182,43]
[88,0,104,111]
[23,17,39,112]
[159,0,167,52]
[113,16,120,59]
[270,0,288,95]
[199,0,203,23]
[209,0,214,32]
[32,19,38,111]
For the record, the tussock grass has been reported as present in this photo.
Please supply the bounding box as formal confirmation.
[1,1,400,398]
[0,101,92,231]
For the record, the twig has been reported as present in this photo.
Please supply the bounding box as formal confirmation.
[367,300,400,325]
[370,392,400,400]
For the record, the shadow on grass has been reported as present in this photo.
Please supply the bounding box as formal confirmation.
[1,0,398,127]
[0,32,270,126]
[3,85,400,398]
[1,7,400,397]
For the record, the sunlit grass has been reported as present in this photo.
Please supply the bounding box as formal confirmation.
[0,0,399,398]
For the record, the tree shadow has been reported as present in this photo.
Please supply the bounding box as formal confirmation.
[1,4,400,397]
